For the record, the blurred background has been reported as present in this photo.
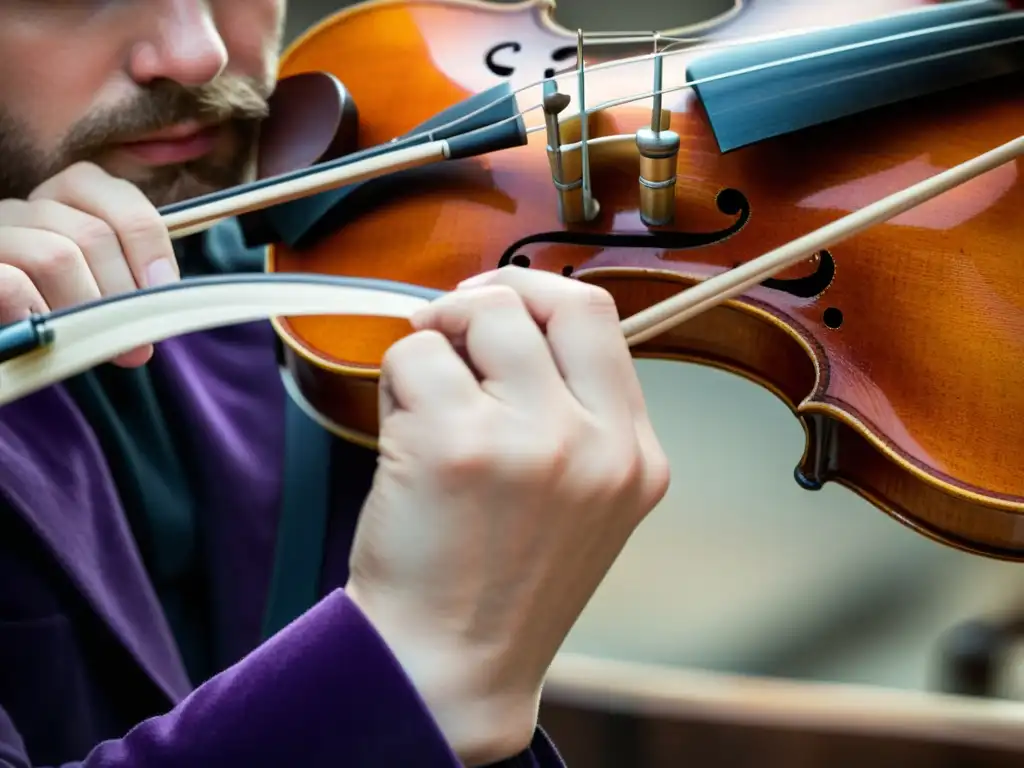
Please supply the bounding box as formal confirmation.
[280,0,1024,762]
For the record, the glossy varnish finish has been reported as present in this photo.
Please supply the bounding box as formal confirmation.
[268,0,1024,560]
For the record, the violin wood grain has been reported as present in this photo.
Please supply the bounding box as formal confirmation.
[267,0,1024,560]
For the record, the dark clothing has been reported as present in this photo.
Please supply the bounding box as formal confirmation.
[0,219,563,767]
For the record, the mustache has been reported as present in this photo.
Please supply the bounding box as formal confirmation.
[63,76,271,153]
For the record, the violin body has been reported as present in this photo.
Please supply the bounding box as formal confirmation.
[266,0,1024,560]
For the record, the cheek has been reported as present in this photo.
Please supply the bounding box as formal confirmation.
[216,0,285,85]
[0,28,121,155]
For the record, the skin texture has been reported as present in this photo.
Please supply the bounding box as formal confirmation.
[350,266,670,764]
[0,2,671,764]
[0,0,284,364]
[0,0,280,203]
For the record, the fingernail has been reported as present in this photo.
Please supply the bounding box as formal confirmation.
[145,258,178,288]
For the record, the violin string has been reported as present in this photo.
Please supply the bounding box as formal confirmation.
[540,35,724,82]
[407,29,729,146]
[535,1,1019,88]
[419,27,1024,160]
[410,11,1021,147]
[549,0,983,79]
[413,31,772,141]
[555,32,1024,153]
[552,31,1024,150]
[160,6,1019,222]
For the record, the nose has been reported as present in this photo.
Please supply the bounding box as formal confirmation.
[129,0,228,86]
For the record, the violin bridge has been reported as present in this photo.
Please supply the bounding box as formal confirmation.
[636,34,680,227]
[542,79,588,224]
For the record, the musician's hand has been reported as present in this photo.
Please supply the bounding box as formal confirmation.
[346,266,671,766]
[0,161,178,367]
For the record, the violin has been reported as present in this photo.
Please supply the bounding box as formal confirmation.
[2,0,1024,563]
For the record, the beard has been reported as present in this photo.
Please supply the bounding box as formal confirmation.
[0,74,271,207]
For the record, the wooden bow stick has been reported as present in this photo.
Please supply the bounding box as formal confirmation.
[620,135,1024,345]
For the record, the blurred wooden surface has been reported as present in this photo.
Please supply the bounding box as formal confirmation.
[539,703,1023,767]
[539,653,1024,766]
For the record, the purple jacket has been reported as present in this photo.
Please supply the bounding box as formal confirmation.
[0,264,565,764]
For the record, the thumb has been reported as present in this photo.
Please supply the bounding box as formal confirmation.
[378,366,399,425]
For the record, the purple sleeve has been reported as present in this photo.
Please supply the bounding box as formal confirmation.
[483,729,566,768]
[0,589,564,767]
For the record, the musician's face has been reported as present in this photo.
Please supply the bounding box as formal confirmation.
[0,0,286,206]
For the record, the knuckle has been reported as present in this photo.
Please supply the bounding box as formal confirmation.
[532,427,571,470]
[39,161,102,197]
[616,438,671,519]
[430,421,492,480]
[0,199,26,222]
[64,160,100,176]
[501,430,557,481]
[383,328,443,367]
[0,264,37,311]
[0,263,31,291]
[431,413,568,487]
[598,441,645,494]
[26,163,98,206]
[574,424,648,492]
[64,161,107,186]
[499,422,570,484]
[67,214,117,253]
[529,436,571,482]
[577,282,618,315]
[473,284,524,311]
[33,238,84,281]
[378,341,402,376]
[647,448,672,501]
[110,202,162,242]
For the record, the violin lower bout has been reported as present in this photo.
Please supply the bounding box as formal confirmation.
[279,267,1024,563]
[596,272,1024,563]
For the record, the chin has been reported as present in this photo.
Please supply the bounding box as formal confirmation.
[147,177,229,207]
[134,162,256,208]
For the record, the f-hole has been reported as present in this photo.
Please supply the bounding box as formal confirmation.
[484,42,578,80]
[545,47,577,79]
[510,254,574,276]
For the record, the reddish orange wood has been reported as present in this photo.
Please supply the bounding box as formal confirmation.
[268,0,1024,560]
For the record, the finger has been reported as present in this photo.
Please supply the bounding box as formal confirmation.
[410,285,566,407]
[0,199,138,298]
[0,226,150,367]
[456,267,643,421]
[0,264,48,325]
[29,162,179,289]
[0,226,101,309]
[380,329,482,415]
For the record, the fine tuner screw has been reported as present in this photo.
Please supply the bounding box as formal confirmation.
[636,34,680,227]
[542,79,588,224]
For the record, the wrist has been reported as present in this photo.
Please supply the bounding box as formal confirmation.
[345,580,539,765]
[425,685,539,766]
